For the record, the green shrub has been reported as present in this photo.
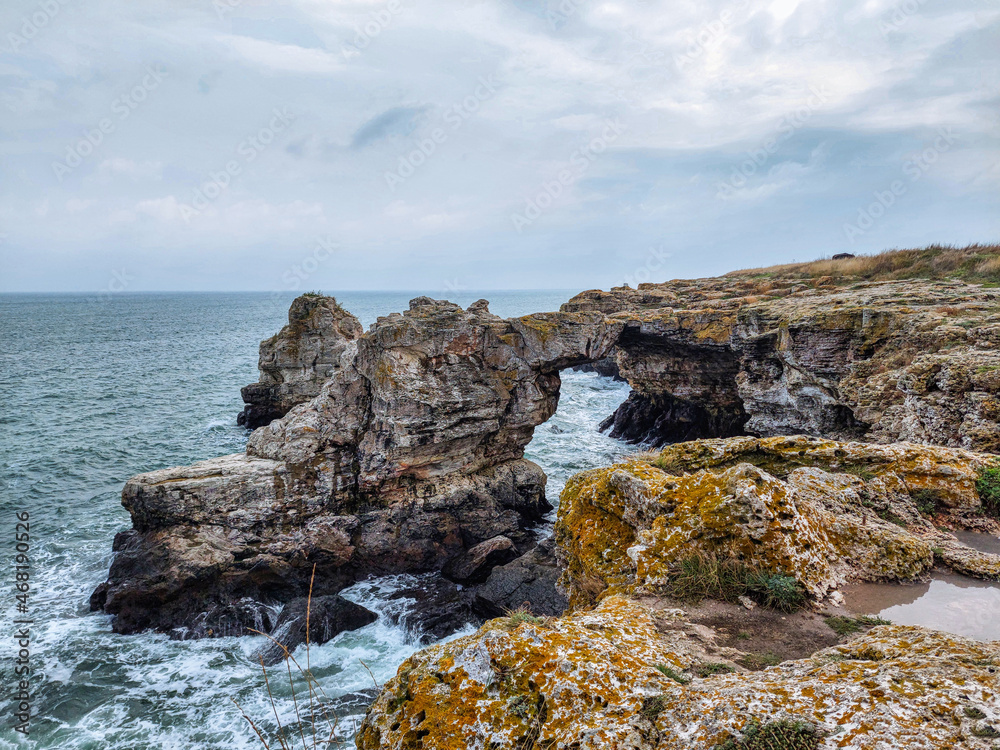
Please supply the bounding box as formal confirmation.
[695,662,735,678]
[971,723,1000,739]
[912,488,941,515]
[714,719,821,749]
[976,466,1000,517]
[747,573,807,613]
[665,554,807,612]
[640,695,667,719]
[736,652,782,671]
[655,664,691,684]
[824,615,892,637]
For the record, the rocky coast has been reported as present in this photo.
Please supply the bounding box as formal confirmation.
[90,244,1000,747]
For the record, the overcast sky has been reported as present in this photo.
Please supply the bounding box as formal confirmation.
[1,0,997,293]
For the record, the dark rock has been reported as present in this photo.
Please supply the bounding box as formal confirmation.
[384,575,479,643]
[254,595,377,666]
[832,253,856,259]
[572,356,625,381]
[473,538,568,618]
[442,535,518,584]
[600,391,747,447]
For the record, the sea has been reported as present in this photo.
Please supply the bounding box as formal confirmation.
[0,291,634,749]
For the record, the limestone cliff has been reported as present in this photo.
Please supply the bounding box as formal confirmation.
[94,247,1000,637]
[357,435,1000,749]
[237,294,363,429]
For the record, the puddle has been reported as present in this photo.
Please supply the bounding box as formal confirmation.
[953,530,1000,556]
[842,570,1000,641]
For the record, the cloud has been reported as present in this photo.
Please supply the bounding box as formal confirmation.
[351,105,429,148]
[0,0,996,292]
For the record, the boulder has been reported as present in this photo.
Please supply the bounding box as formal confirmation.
[357,595,1000,750]
[556,435,1000,607]
[442,535,518,584]
[254,595,377,666]
[472,537,568,618]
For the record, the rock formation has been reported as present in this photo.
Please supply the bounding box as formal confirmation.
[94,249,1000,637]
[92,297,621,635]
[238,294,363,429]
[357,595,1000,750]
[556,435,1000,608]
[357,435,1000,749]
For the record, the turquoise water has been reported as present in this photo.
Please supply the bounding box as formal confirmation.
[0,291,632,749]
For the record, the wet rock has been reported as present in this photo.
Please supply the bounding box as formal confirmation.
[97,263,1000,636]
[572,356,624,380]
[383,575,479,643]
[472,537,568,618]
[442,535,518,585]
[599,391,746,447]
[254,595,377,666]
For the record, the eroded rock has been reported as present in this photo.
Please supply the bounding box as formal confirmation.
[357,594,1000,750]
[556,436,1000,607]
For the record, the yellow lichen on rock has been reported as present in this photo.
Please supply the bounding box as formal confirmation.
[356,596,715,750]
[357,598,1000,750]
[556,436,1000,605]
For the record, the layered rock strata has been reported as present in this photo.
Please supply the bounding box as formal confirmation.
[96,269,1000,636]
[238,294,363,429]
[93,297,621,635]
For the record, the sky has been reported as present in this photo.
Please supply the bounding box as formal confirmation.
[0,0,998,293]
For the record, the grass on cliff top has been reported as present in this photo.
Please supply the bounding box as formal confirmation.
[666,554,807,613]
[727,243,1000,285]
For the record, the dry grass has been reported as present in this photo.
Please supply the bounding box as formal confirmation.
[235,566,376,749]
[727,244,1000,285]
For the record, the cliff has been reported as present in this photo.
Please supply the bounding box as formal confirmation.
[92,245,1000,638]
[357,435,1000,749]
